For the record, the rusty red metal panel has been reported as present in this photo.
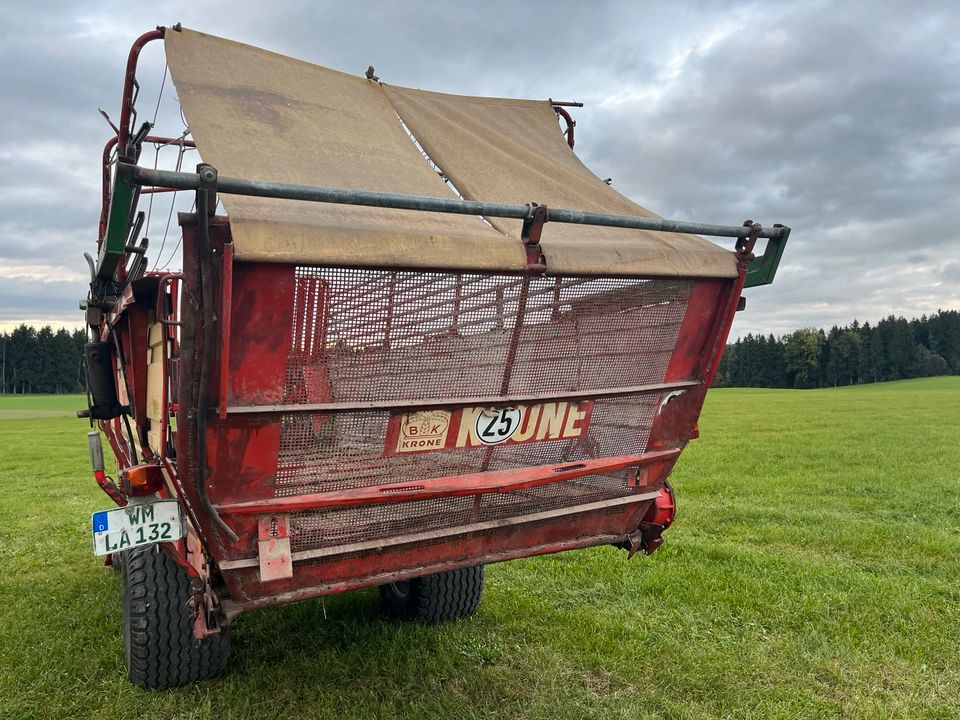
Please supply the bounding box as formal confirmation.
[220,498,654,608]
[645,276,738,457]
[206,415,283,506]
[227,262,296,405]
[702,266,749,388]
[663,278,727,382]
[177,216,256,560]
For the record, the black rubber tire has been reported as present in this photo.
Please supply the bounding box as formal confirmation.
[121,544,231,689]
[379,565,485,624]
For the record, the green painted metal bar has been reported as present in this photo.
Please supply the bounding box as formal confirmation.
[744,226,790,288]
[97,162,139,280]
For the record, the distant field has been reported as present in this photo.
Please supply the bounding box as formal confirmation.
[1,378,958,719]
[0,393,85,419]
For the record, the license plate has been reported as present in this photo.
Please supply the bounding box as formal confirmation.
[91,500,184,557]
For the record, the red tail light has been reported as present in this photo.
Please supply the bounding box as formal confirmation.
[123,463,165,496]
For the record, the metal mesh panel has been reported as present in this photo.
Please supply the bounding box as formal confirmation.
[277,268,692,551]
[295,506,631,565]
[286,268,691,402]
[274,395,661,496]
[290,472,633,552]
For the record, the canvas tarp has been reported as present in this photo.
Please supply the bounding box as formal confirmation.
[164,28,524,271]
[164,27,737,278]
[383,87,737,278]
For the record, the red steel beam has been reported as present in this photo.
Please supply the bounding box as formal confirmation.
[215,449,680,516]
[703,248,754,387]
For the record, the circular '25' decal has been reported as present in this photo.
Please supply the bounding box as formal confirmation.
[475,407,522,445]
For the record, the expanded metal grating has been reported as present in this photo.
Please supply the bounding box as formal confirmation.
[290,472,636,552]
[278,268,693,551]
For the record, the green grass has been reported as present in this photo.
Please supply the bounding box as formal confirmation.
[1,379,959,719]
[0,393,84,419]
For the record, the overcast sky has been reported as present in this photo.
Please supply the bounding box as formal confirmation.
[1,0,957,337]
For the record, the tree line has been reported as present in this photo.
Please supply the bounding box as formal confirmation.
[715,310,960,389]
[3,311,959,394]
[1,325,87,394]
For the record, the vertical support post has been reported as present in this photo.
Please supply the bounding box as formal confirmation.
[452,273,463,333]
[194,163,239,543]
[218,243,233,420]
[385,271,397,349]
[702,220,762,387]
[550,277,562,321]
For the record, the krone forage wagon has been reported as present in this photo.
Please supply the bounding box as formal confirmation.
[79,26,789,688]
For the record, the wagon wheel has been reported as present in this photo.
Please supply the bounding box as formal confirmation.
[380,565,485,624]
[121,544,231,689]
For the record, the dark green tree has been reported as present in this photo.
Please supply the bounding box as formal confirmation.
[784,328,825,389]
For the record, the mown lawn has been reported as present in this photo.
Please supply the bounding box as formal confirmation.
[1,379,958,719]
[0,393,88,419]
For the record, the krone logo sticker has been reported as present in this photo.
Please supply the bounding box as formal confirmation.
[385,400,594,455]
[474,407,523,445]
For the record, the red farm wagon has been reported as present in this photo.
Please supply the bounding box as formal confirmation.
[80,26,789,688]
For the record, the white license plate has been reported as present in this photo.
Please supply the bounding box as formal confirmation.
[91,500,184,557]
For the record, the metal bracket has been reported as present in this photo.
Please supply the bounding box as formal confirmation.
[126,121,153,164]
[188,581,225,639]
[197,164,219,216]
[744,223,790,288]
[550,100,583,148]
[258,515,293,581]
[622,529,645,559]
[621,524,666,558]
[521,203,548,274]
[735,219,762,257]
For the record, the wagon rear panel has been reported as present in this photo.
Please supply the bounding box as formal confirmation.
[176,220,738,608]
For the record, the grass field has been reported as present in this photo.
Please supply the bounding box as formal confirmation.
[1,379,958,719]
[0,394,90,419]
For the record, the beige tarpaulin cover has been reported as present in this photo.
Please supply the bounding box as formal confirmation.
[164,28,524,271]
[383,88,737,278]
[165,27,737,278]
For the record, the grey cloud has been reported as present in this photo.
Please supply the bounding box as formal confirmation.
[941,262,960,285]
[0,276,86,324]
[0,0,957,336]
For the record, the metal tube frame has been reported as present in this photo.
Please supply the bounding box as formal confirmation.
[121,164,788,241]
[116,27,169,158]
[225,379,700,416]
